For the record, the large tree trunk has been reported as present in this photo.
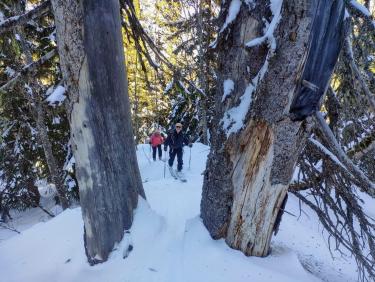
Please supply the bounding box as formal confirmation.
[201,0,344,257]
[51,0,145,264]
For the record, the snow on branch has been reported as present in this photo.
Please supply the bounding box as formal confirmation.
[314,112,375,197]
[209,0,242,48]
[0,1,50,35]
[347,0,375,30]
[245,0,283,50]
[308,138,347,170]
[222,79,234,102]
[219,0,242,33]
[349,0,371,17]
[0,49,56,92]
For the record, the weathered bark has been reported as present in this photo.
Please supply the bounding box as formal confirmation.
[51,0,145,264]
[201,0,344,257]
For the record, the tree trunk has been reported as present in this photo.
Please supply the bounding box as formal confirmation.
[14,2,69,210]
[201,0,344,257]
[51,0,145,264]
[35,100,69,209]
[197,0,209,145]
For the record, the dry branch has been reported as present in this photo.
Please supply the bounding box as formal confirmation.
[314,112,375,197]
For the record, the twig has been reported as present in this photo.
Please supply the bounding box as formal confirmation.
[0,223,21,234]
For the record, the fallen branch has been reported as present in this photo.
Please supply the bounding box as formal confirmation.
[38,205,55,218]
[314,112,375,197]
[0,222,21,234]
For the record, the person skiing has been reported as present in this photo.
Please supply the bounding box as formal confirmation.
[150,128,164,161]
[164,122,192,178]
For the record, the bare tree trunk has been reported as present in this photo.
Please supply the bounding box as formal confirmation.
[201,0,344,257]
[35,100,69,209]
[51,0,145,264]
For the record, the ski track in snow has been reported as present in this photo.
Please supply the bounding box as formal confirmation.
[130,146,203,282]
[0,143,363,282]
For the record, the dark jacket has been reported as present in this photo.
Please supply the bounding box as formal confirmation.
[164,130,189,150]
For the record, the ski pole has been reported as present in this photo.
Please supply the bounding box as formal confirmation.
[163,150,166,178]
[188,147,191,170]
[142,146,151,164]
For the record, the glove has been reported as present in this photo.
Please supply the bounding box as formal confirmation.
[164,146,167,151]
[188,143,193,148]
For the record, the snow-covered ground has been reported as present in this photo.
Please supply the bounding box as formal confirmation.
[0,143,360,282]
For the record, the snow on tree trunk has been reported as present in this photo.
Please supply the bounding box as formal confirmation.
[51,0,145,264]
[201,0,343,256]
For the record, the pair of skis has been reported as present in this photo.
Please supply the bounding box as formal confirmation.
[168,166,187,182]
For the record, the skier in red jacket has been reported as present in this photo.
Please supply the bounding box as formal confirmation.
[150,129,164,161]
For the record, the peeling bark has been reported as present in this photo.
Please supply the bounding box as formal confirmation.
[201,0,343,256]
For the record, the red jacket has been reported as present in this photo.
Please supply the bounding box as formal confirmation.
[150,133,164,147]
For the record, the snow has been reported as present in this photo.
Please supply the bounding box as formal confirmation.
[4,66,15,77]
[245,0,283,49]
[221,0,282,137]
[64,156,75,172]
[52,116,61,124]
[164,81,173,94]
[46,86,66,106]
[222,79,234,102]
[1,122,15,138]
[0,143,362,282]
[219,0,242,33]
[243,0,256,10]
[221,55,269,136]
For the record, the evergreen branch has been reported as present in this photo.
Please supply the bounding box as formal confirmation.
[0,1,51,35]
[0,49,56,92]
[120,0,206,97]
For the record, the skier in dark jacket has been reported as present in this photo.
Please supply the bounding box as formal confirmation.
[164,122,192,173]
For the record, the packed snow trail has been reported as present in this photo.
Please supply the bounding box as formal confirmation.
[0,143,361,282]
